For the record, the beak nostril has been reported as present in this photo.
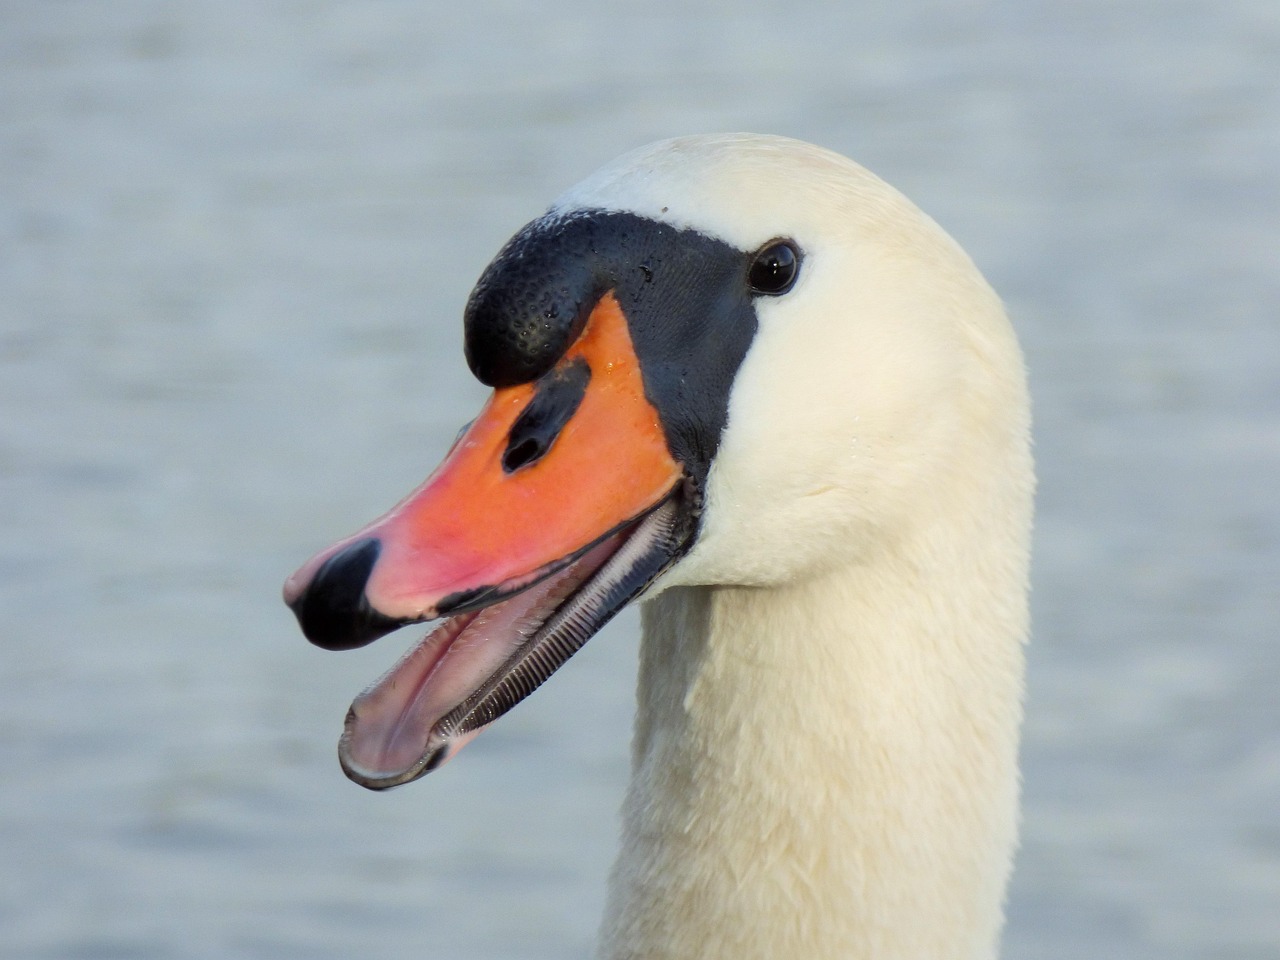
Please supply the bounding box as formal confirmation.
[501,436,545,472]
[290,537,402,650]
[500,356,591,475]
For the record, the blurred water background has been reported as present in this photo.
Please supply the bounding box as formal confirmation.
[3,2,1278,958]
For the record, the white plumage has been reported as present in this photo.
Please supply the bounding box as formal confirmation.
[560,135,1034,960]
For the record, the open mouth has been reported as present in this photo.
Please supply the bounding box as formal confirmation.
[284,290,699,790]
[339,492,688,789]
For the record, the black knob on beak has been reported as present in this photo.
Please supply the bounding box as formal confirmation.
[287,538,403,650]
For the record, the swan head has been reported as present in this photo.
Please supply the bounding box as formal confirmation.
[557,135,1029,589]
[282,134,1030,788]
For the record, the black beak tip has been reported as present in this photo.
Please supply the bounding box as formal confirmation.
[288,537,403,651]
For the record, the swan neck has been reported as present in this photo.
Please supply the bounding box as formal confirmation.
[597,521,1028,960]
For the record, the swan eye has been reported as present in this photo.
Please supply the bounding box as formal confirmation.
[747,240,801,296]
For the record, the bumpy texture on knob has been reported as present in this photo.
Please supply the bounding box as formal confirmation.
[464,214,604,387]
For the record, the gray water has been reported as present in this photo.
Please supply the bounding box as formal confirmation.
[3,2,1277,958]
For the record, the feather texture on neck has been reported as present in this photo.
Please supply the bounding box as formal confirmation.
[598,416,1031,960]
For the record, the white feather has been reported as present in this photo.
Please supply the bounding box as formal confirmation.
[561,135,1034,960]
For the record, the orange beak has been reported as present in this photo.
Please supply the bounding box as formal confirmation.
[284,292,682,640]
[282,292,689,787]
[284,200,764,788]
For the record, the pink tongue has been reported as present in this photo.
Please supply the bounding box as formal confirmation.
[339,535,622,782]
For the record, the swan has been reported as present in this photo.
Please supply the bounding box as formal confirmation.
[283,133,1034,960]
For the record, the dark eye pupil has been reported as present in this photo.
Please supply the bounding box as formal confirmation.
[748,241,800,295]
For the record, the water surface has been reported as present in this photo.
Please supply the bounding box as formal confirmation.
[3,2,1277,958]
